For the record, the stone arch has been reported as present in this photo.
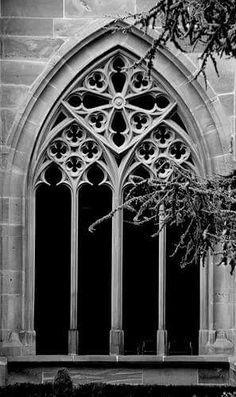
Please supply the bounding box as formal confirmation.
[1,20,229,356]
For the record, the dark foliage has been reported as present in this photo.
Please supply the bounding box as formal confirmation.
[90,164,236,273]
[0,383,235,397]
[113,0,236,82]
[0,382,53,397]
[54,369,73,397]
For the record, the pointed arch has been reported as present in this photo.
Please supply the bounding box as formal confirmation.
[2,21,227,356]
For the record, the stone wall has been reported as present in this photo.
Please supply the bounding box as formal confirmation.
[0,0,236,359]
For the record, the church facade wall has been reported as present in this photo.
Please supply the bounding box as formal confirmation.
[0,0,236,367]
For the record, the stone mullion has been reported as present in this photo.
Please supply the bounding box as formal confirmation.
[199,252,216,354]
[156,204,167,355]
[109,187,124,355]
[211,256,234,354]
[68,187,79,354]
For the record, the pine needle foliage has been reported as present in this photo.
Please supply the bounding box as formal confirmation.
[113,0,236,81]
[90,164,236,274]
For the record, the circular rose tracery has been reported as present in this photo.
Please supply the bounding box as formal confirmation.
[38,53,194,186]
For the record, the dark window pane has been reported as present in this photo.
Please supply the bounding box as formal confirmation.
[123,195,158,355]
[78,166,112,354]
[166,224,199,355]
[35,174,71,354]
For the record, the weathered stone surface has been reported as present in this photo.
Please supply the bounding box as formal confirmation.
[203,129,225,157]
[218,94,234,117]
[0,198,9,223]
[143,368,198,385]
[136,0,158,12]
[0,85,29,108]
[2,37,65,60]
[0,294,22,329]
[0,109,16,143]
[1,236,23,270]
[198,368,229,384]
[8,198,23,225]
[65,0,135,17]
[204,57,236,94]
[0,270,22,294]
[54,18,104,37]
[1,18,53,36]
[2,0,63,17]
[1,61,45,85]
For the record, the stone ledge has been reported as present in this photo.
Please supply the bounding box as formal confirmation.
[6,355,231,386]
[8,354,229,365]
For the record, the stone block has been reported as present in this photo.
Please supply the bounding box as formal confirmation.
[1,18,53,36]
[143,368,198,385]
[0,270,22,294]
[207,153,233,176]
[198,367,229,384]
[203,57,236,95]
[0,224,23,238]
[2,37,65,60]
[0,148,11,172]
[1,60,45,86]
[136,0,158,12]
[203,129,225,157]
[54,18,102,37]
[0,197,9,223]
[1,236,23,270]
[65,0,135,18]
[0,294,22,330]
[2,0,63,17]
[8,198,23,225]
[219,94,234,117]
[3,170,26,196]
[0,85,29,108]
[0,108,16,144]
[0,332,24,357]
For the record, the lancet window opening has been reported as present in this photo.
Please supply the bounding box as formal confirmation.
[34,52,198,355]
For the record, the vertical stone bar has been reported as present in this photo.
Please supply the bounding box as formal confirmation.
[110,191,124,355]
[212,260,234,354]
[199,254,215,354]
[156,204,167,355]
[0,194,25,355]
[23,191,36,354]
[68,189,79,354]
[199,258,209,354]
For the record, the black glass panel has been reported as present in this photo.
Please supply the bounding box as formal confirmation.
[68,95,82,107]
[35,167,71,354]
[129,95,155,110]
[112,57,126,92]
[166,224,199,355]
[111,111,126,133]
[78,166,112,354]
[83,94,108,109]
[123,187,158,355]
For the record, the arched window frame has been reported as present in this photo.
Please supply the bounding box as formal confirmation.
[32,50,202,355]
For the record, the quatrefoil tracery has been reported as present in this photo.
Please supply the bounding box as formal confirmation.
[43,123,104,184]
[133,125,191,181]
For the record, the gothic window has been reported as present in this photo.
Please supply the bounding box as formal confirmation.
[34,52,199,355]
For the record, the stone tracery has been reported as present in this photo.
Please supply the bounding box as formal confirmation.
[36,53,195,189]
[34,52,198,356]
